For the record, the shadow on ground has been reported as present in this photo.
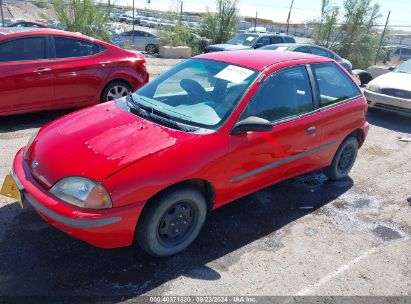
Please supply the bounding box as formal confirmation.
[0,110,73,133]
[0,173,353,299]
[366,110,411,134]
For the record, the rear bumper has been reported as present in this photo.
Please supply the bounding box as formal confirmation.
[12,148,143,248]
[364,89,411,116]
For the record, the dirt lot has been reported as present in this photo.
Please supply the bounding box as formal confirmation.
[0,57,410,300]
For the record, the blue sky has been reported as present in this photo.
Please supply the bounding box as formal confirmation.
[119,0,410,27]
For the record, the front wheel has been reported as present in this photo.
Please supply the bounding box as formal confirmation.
[135,187,207,257]
[325,137,359,180]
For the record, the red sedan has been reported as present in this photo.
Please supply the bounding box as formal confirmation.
[0,28,148,116]
[1,50,368,257]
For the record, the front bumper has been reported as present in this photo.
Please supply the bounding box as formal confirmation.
[364,89,411,116]
[9,148,143,248]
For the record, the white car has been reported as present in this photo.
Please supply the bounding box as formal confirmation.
[364,59,411,116]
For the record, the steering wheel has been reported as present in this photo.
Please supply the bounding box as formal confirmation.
[180,79,208,102]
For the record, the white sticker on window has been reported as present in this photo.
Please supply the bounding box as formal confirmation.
[215,65,254,84]
[275,46,289,51]
[246,36,255,42]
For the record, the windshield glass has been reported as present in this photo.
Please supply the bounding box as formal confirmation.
[227,33,259,46]
[133,59,258,129]
[394,59,411,74]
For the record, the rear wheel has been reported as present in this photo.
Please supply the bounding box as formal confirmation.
[101,81,131,102]
[145,44,157,54]
[325,137,358,180]
[135,187,207,257]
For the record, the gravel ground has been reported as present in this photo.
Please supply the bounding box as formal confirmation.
[0,58,410,300]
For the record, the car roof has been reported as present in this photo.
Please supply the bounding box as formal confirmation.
[196,50,332,71]
[0,27,90,39]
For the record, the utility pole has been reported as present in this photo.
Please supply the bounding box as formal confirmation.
[375,10,390,65]
[254,11,257,31]
[180,1,183,25]
[286,0,294,34]
[132,0,135,44]
[0,0,5,28]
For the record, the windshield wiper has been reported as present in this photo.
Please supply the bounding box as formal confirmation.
[127,93,149,118]
[129,94,196,132]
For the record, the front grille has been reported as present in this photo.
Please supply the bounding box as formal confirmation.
[375,103,411,114]
[380,88,411,100]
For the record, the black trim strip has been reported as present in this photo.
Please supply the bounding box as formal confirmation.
[229,141,336,183]
[25,194,122,228]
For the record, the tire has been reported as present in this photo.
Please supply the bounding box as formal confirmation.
[145,44,157,54]
[325,137,359,181]
[101,81,131,103]
[135,186,207,257]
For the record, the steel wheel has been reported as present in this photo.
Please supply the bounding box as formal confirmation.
[157,201,196,247]
[325,136,359,181]
[135,186,207,257]
[337,144,355,174]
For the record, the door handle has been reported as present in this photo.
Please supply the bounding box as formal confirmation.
[99,61,111,65]
[33,68,51,73]
[306,126,316,134]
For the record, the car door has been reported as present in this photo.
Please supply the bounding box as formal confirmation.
[0,35,54,114]
[254,36,271,49]
[226,65,323,199]
[49,36,112,107]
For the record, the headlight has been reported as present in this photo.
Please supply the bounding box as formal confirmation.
[366,81,380,93]
[50,177,112,209]
[24,130,39,159]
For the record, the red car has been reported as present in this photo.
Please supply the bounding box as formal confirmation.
[1,50,369,257]
[0,28,148,116]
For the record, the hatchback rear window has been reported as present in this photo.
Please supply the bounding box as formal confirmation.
[311,62,360,107]
[0,37,47,62]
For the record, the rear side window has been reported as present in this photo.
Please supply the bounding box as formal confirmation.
[0,37,47,62]
[295,46,310,53]
[311,47,334,59]
[243,66,313,122]
[311,63,360,107]
[283,36,296,43]
[270,36,284,44]
[53,37,105,58]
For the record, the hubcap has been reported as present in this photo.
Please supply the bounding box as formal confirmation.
[157,202,195,247]
[106,85,129,101]
[337,145,355,173]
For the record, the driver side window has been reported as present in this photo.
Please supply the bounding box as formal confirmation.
[241,66,314,122]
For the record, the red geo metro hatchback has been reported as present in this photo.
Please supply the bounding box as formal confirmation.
[0,28,148,115]
[1,50,368,257]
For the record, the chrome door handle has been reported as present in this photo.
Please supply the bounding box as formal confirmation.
[99,61,111,65]
[306,126,316,134]
[33,68,51,73]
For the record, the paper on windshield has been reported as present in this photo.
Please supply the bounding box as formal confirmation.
[246,36,255,41]
[215,65,254,84]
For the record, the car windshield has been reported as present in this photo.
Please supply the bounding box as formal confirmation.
[394,59,411,74]
[227,34,259,46]
[132,59,258,129]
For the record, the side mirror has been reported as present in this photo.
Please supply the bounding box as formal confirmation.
[388,66,396,71]
[231,116,272,135]
[254,42,263,49]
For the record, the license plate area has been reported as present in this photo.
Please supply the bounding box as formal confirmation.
[1,174,24,208]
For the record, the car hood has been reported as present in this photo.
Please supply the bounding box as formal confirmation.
[26,102,197,188]
[372,71,411,90]
[207,44,251,51]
